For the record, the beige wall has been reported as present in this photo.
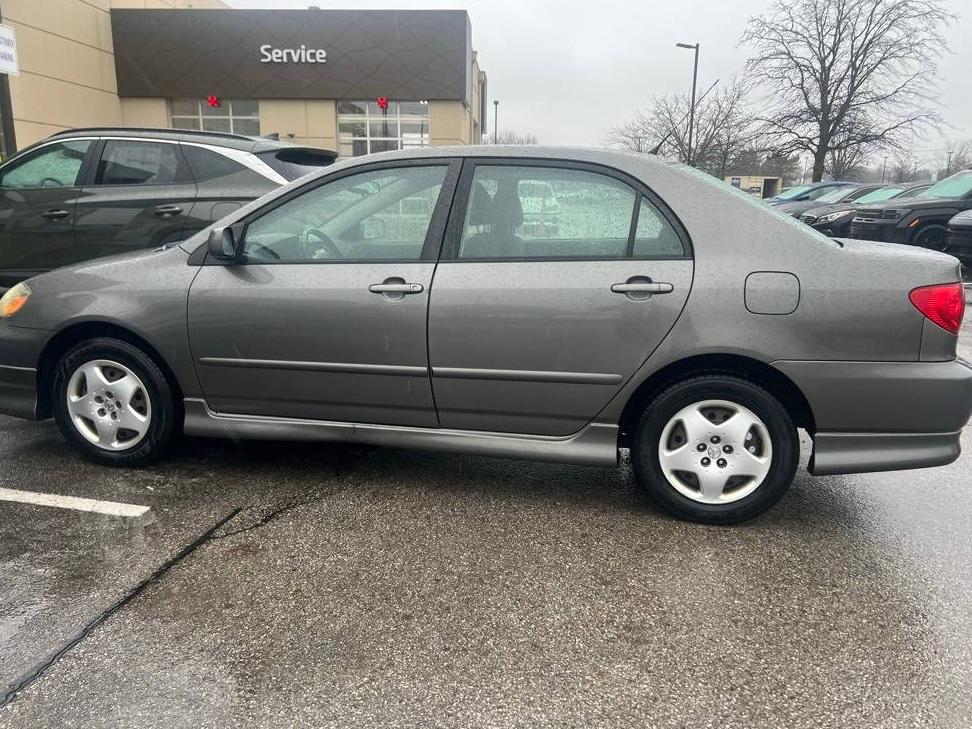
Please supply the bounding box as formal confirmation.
[3,0,122,148]
[259,100,338,152]
[429,101,471,147]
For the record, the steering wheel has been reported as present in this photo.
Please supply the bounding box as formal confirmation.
[300,228,343,260]
[245,243,281,261]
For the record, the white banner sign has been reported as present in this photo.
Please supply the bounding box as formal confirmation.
[0,24,18,76]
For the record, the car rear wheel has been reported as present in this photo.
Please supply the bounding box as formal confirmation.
[52,338,177,466]
[631,375,799,524]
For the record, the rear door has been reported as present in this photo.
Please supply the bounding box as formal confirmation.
[428,159,694,436]
[74,139,198,261]
[0,138,94,289]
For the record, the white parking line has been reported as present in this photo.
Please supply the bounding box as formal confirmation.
[0,488,150,518]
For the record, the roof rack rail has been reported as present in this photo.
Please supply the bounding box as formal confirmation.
[49,127,256,142]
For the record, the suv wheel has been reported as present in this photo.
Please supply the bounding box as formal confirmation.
[52,338,177,466]
[632,375,798,524]
[913,224,949,253]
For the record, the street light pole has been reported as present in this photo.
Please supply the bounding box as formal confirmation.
[493,100,499,145]
[945,150,953,178]
[676,42,700,166]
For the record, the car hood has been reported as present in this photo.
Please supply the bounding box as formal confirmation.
[802,202,860,218]
[856,197,968,213]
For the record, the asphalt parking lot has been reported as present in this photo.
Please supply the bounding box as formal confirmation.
[0,319,970,728]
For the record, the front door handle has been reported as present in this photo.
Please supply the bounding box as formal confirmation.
[42,209,70,220]
[611,282,674,295]
[369,282,424,294]
[154,205,183,217]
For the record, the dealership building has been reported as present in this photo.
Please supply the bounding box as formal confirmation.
[0,1,487,158]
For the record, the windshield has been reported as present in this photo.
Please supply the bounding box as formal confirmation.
[920,171,972,200]
[855,186,905,204]
[773,185,810,201]
[814,186,858,203]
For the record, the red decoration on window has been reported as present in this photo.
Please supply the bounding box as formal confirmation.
[376,97,389,111]
[207,96,221,108]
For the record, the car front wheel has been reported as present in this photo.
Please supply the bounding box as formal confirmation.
[632,375,799,524]
[52,338,177,466]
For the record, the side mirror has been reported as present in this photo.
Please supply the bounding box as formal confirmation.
[207,226,237,260]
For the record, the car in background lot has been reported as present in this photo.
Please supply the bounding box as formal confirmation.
[0,127,337,291]
[773,183,882,219]
[799,182,932,237]
[946,208,972,268]
[849,170,972,251]
[766,180,855,210]
[1,147,970,526]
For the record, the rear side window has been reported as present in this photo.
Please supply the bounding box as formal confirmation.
[94,140,189,186]
[256,148,337,181]
[634,198,685,256]
[458,165,637,259]
[181,145,268,187]
[0,140,91,189]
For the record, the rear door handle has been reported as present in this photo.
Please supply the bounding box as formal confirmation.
[611,282,674,295]
[42,209,70,220]
[154,205,183,217]
[369,282,424,294]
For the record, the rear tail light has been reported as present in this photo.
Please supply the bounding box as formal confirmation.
[909,282,965,335]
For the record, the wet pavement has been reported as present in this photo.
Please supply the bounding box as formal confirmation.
[0,327,970,728]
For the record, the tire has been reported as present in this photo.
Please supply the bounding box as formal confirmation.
[52,338,177,467]
[631,375,799,525]
[913,224,949,253]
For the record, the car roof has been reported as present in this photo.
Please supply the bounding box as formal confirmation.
[45,127,335,156]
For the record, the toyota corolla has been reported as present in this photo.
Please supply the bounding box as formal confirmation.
[1,147,970,524]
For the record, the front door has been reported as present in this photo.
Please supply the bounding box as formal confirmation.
[188,160,459,427]
[428,160,694,436]
[0,139,93,289]
[74,139,198,262]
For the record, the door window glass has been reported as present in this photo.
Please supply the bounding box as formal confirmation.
[458,165,637,259]
[633,198,685,256]
[242,165,448,263]
[95,141,187,186]
[0,140,91,189]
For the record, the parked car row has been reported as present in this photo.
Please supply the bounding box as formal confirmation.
[0,128,337,291]
[774,171,972,267]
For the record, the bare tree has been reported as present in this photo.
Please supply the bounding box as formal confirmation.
[938,140,972,178]
[607,79,763,178]
[486,131,539,145]
[742,0,953,182]
[825,144,872,180]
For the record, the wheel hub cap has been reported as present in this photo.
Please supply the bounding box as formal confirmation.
[657,399,773,505]
[66,360,152,452]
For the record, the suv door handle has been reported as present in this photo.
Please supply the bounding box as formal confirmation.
[369,282,424,294]
[611,282,674,295]
[42,209,70,220]
[154,205,183,217]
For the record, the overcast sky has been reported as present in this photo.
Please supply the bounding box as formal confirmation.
[230,0,971,168]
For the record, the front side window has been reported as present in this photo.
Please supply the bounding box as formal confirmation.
[242,165,448,263]
[0,140,91,189]
[458,165,639,259]
[338,101,429,158]
[95,141,186,186]
[171,99,261,136]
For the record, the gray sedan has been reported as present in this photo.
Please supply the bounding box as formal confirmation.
[1,147,970,524]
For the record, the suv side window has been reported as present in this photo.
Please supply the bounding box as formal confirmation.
[242,165,449,263]
[94,140,189,186]
[0,140,92,189]
[458,165,637,259]
[181,144,267,187]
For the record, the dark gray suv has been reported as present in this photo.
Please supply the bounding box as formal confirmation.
[0,128,336,291]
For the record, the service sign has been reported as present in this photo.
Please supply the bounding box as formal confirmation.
[0,24,19,76]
